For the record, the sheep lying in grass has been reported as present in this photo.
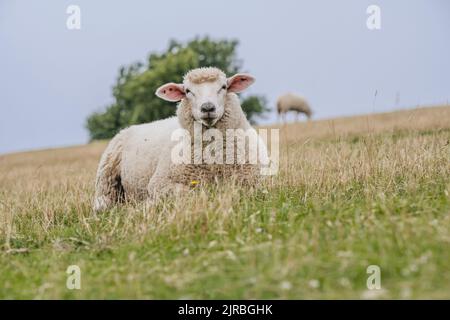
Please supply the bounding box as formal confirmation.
[93,67,268,212]
[277,93,312,122]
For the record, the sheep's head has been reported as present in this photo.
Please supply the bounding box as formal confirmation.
[156,67,255,127]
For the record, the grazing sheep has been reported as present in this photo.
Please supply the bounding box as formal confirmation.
[93,67,268,212]
[277,93,312,122]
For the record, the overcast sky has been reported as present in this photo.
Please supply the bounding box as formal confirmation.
[1,0,449,154]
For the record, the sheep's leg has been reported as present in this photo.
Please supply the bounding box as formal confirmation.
[145,162,189,208]
[93,134,125,212]
[295,112,299,122]
[145,180,189,211]
[145,181,188,208]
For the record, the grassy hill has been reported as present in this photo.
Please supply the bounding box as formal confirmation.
[0,106,449,299]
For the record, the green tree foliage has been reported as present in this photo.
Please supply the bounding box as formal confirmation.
[86,37,268,140]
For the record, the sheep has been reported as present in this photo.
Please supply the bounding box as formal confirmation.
[277,93,312,122]
[93,67,268,212]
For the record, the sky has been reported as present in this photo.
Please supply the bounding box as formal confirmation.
[0,0,449,154]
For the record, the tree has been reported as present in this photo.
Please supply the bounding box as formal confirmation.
[86,37,268,140]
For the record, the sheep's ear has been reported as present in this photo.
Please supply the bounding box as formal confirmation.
[227,73,255,93]
[155,83,185,102]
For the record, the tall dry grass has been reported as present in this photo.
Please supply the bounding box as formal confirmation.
[1,105,449,250]
[0,105,449,299]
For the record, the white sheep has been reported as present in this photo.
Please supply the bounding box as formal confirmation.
[277,93,312,122]
[93,67,268,212]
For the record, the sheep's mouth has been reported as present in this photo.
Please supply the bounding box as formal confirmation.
[200,113,219,127]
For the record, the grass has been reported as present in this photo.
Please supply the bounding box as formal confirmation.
[0,105,449,299]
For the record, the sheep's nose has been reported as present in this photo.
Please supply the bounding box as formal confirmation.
[200,102,216,113]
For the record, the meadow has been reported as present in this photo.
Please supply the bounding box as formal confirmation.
[0,105,449,299]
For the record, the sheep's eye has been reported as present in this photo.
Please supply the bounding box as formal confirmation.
[222,85,227,90]
[185,89,191,94]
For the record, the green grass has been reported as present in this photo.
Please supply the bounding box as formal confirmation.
[1,179,449,299]
[1,107,449,299]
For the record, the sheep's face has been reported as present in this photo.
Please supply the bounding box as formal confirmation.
[182,79,227,127]
[156,68,255,127]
